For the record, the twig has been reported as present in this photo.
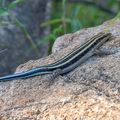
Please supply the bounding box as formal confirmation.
[0,49,7,54]
[11,14,40,57]
[62,0,67,33]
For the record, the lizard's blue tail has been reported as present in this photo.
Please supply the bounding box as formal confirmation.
[0,68,52,82]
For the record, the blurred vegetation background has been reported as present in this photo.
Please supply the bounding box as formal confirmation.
[0,0,119,75]
[42,0,119,52]
[0,0,119,53]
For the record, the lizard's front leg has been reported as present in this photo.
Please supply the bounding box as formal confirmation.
[45,69,63,86]
[93,49,117,56]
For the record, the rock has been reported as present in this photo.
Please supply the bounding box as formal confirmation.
[0,19,120,119]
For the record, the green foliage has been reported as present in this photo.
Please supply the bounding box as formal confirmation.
[0,0,119,54]
[41,0,118,52]
[0,0,40,56]
[0,0,25,27]
[41,18,71,27]
[8,0,24,9]
[114,12,120,20]
[0,7,9,16]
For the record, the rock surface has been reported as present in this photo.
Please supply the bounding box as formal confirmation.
[0,19,120,120]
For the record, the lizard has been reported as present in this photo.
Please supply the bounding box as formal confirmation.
[0,32,113,82]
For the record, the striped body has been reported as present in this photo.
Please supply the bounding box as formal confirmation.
[0,32,112,81]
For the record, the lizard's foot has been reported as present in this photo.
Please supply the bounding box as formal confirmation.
[43,69,63,87]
